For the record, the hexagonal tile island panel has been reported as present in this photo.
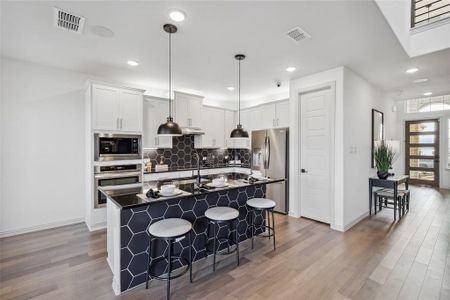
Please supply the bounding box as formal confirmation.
[119,184,266,292]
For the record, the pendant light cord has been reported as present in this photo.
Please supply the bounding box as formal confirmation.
[168,31,172,118]
[238,58,241,125]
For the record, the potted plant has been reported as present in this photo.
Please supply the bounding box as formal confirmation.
[374,141,395,179]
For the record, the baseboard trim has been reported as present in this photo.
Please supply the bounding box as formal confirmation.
[86,221,107,232]
[0,218,85,238]
[343,211,369,231]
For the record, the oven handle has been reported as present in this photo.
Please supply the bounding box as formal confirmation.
[94,171,142,179]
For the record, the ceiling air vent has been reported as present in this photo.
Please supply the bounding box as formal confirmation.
[53,7,85,34]
[286,27,311,42]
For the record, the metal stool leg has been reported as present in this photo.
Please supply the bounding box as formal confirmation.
[213,222,217,272]
[271,208,276,250]
[266,209,271,240]
[146,236,153,289]
[235,219,240,266]
[251,209,255,250]
[188,231,193,283]
[167,240,172,300]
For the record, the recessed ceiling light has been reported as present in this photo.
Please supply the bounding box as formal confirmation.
[413,78,428,83]
[169,10,186,22]
[423,92,432,96]
[286,66,296,72]
[406,68,418,74]
[127,60,139,67]
[227,86,235,91]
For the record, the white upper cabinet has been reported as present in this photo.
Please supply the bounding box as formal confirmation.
[258,103,276,129]
[92,85,120,131]
[143,97,172,149]
[240,100,289,131]
[195,106,224,148]
[224,110,235,148]
[239,108,255,132]
[275,100,289,128]
[174,91,203,128]
[118,90,143,132]
[91,83,143,132]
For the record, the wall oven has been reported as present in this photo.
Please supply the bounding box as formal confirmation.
[94,164,142,208]
[94,133,142,161]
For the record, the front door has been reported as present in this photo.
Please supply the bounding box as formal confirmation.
[300,88,332,224]
[405,119,440,187]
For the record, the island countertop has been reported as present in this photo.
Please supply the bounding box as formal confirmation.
[100,173,285,209]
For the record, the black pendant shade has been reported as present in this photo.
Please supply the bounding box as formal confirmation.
[157,24,182,136]
[230,124,249,138]
[230,54,249,139]
[157,117,182,136]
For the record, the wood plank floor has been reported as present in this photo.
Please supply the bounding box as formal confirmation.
[1,186,449,300]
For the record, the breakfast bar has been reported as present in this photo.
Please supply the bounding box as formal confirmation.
[102,173,284,294]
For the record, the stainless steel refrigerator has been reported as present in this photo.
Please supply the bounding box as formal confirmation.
[251,128,289,214]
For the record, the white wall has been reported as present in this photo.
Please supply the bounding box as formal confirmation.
[0,58,88,236]
[375,0,450,57]
[289,66,400,231]
[289,67,345,230]
[342,68,399,228]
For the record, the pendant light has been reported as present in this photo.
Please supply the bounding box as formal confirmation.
[157,24,182,136]
[230,54,249,139]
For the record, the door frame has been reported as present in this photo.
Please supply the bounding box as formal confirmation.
[296,82,336,228]
[405,119,440,187]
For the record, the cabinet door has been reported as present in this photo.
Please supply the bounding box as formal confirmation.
[118,90,143,132]
[239,109,253,132]
[275,101,289,128]
[258,103,276,129]
[198,106,214,147]
[224,110,235,148]
[188,98,203,128]
[92,85,120,131]
[143,98,172,148]
[212,108,225,147]
[174,95,189,127]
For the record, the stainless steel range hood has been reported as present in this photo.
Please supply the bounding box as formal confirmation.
[181,127,205,135]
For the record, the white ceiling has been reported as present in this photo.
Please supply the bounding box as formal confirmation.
[1,0,450,107]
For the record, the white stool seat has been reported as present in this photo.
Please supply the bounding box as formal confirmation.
[205,207,239,221]
[247,198,276,209]
[148,218,192,238]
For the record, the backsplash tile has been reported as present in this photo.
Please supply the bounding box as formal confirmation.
[144,135,250,171]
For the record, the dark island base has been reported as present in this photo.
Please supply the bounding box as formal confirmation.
[119,184,266,292]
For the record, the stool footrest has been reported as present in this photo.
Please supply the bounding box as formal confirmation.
[149,256,190,281]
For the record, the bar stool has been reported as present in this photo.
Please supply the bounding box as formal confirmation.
[145,218,193,300]
[204,206,240,272]
[247,198,276,250]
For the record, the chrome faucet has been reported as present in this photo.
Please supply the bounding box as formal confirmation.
[192,152,201,187]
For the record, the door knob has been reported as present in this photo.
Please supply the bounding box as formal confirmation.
[301,169,307,173]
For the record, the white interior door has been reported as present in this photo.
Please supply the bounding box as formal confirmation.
[300,88,332,224]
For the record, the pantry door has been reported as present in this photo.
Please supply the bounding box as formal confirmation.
[405,119,440,187]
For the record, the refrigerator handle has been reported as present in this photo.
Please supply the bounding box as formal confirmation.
[264,135,270,170]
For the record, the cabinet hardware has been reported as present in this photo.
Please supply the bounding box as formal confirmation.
[120,118,123,129]
[277,118,280,126]
[301,169,307,173]
[116,118,119,129]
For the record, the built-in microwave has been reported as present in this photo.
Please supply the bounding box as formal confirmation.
[94,133,142,161]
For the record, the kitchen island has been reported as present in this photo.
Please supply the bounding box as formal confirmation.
[102,173,284,294]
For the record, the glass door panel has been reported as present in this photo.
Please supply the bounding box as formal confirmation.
[405,119,439,187]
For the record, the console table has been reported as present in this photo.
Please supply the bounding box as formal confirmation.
[369,175,409,216]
